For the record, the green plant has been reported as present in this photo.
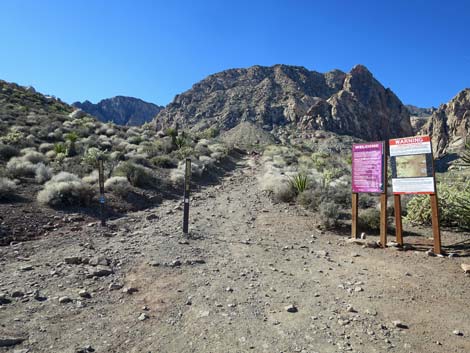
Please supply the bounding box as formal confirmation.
[114,162,157,189]
[175,136,187,149]
[54,143,67,154]
[0,143,20,160]
[358,208,381,231]
[289,173,309,194]
[0,177,17,200]
[151,155,177,168]
[405,181,470,229]
[82,147,106,169]
[459,141,470,166]
[37,172,94,206]
[318,200,340,229]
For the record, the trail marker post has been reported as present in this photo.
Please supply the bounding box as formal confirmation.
[351,142,387,245]
[98,157,106,226]
[183,158,191,234]
[389,135,441,254]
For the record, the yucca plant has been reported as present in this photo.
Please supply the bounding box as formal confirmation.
[289,173,309,194]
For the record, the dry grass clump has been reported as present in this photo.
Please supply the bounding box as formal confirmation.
[0,143,20,160]
[35,163,52,184]
[0,177,17,200]
[114,162,157,189]
[82,170,99,185]
[6,157,38,178]
[104,176,132,197]
[37,172,93,206]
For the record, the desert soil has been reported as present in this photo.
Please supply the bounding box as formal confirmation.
[0,156,469,353]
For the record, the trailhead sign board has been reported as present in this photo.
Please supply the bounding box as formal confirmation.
[352,142,385,193]
[389,135,435,194]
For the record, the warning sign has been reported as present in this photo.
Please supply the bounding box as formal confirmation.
[389,135,435,194]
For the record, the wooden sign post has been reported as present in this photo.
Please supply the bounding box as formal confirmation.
[351,142,387,246]
[389,136,441,254]
[183,158,191,234]
[98,157,106,227]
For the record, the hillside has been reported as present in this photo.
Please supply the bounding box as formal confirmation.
[421,88,470,156]
[73,96,163,126]
[155,64,413,141]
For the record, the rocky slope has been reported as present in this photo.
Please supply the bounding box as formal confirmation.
[73,96,163,125]
[421,89,470,156]
[154,64,413,141]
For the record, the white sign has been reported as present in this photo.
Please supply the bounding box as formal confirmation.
[392,177,435,194]
[389,135,432,157]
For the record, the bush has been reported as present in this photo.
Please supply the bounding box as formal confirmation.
[82,170,99,184]
[54,143,67,154]
[318,200,340,229]
[0,177,17,200]
[35,163,52,184]
[151,155,177,168]
[298,189,321,210]
[0,143,20,160]
[114,162,157,189]
[289,173,309,194]
[39,143,54,153]
[82,147,106,169]
[6,157,37,178]
[358,208,381,231]
[37,172,93,206]
[104,176,132,197]
[273,183,296,203]
[22,150,46,164]
[405,182,470,229]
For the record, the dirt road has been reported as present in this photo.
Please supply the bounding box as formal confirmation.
[1,157,469,353]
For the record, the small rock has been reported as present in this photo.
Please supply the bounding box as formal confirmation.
[360,232,366,239]
[225,287,234,292]
[426,249,435,257]
[20,265,33,271]
[146,214,158,221]
[90,266,113,277]
[461,263,470,273]
[89,256,110,266]
[78,290,92,299]
[392,320,408,329]
[108,283,123,291]
[138,313,149,321]
[346,305,357,313]
[169,260,182,267]
[11,291,24,298]
[0,293,11,305]
[33,290,46,301]
[0,337,25,347]
[453,330,464,336]
[354,286,363,292]
[338,318,350,326]
[122,287,138,294]
[59,296,72,304]
[285,304,298,313]
[65,256,82,265]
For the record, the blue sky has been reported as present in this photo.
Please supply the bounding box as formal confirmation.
[0,0,468,107]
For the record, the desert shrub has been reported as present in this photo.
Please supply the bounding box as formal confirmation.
[199,155,216,169]
[273,183,296,203]
[22,150,46,164]
[174,146,194,160]
[151,155,177,168]
[82,170,99,184]
[0,143,19,160]
[35,163,52,184]
[170,169,185,186]
[0,177,17,200]
[39,143,54,153]
[54,143,67,154]
[45,150,57,160]
[37,172,94,206]
[6,157,37,178]
[1,130,24,145]
[82,147,106,169]
[199,127,219,139]
[318,200,340,229]
[289,173,309,194]
[114,162,157,188]
[175,136,187,149]
[104,176,132,197]
[358,207,381,231]
[127,135,143,145]
[298,189,321,210]
[405,182,470,229]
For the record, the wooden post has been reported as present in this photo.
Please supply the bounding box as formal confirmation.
[98,158,105,226]
[394,194,403,246]
[379,148,388,247]
[351,193,358,239]
[183,158,191,234]
[430,193,442,254]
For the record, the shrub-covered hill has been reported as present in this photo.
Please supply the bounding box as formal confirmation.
[0,80,238,245]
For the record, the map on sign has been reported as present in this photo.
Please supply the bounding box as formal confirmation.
[389,135,435,194]
[352,142,384,193]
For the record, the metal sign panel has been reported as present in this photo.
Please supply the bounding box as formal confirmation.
[352,142,384,193]
[389,135,435,194]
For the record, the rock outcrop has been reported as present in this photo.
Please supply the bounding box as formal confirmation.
[421,89,470,156]
[73,96,163,126]
[154,64,413,141]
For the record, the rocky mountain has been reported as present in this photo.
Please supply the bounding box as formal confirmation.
[154,64,413,141]
[421,88,470,157]
[405,105,434,117]
[73,96,163,126]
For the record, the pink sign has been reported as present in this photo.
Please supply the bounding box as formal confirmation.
[352,142,384,193]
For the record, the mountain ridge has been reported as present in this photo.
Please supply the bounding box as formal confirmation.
[73,96,163,126]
